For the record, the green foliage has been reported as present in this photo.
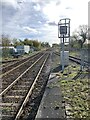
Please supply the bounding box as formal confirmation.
[60,78,89,118]
[32,40,40,48]
[1,34,11,46]
[41,42,50,48]
[70,40,80,50]
[59,64,89,118]
[1,34,50,49]
[52,43,59,48]
[83,43,90,48]
[2,48,12,58]
[23,38,33,46]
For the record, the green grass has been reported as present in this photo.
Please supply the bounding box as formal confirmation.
[70,51,80,57]
[58,63,89,118]
[60,77,89,118]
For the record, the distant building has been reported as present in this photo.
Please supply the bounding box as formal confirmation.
[0,46,15,49]
[0,46,16,52]
[16,45,30,54]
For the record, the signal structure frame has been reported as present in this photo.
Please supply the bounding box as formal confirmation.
[58,18,70,72]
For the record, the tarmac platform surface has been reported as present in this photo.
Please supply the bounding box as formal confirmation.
[35,72,66,119]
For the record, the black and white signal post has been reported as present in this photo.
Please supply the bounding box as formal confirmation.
[58,18,70,72]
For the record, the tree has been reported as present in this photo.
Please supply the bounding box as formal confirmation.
[88,26,90,40]
[77,25,88,48]
[52,43,59,48]
[1,34,10,46]
[1,34,13,58]
[70,33,79,49]
[41,42,50,48]
[23,38,33,46]
[71,25,88,48]
[41,42,45,47]
[32,40,40,48]
[44,42,50,48]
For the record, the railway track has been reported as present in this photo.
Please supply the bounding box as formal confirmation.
[69,55,89,66]
[1,53,44,91]
[54,52,89,67]
[0,52,42,75]
[0,58,21,70]
[0,52,41,70]
[0,51,51,120]
[0,61,18,72]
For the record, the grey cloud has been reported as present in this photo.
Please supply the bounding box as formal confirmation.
[1,1,21,27]
[2,5,17,22]
[47,21,58,26]
[22,26,38,34]
[30,0,59,7]
[59,15,67,19]
[65,7,72,10]
[1,0,21,10]
[1,0,59,43]
[1,0,48,38]
[56,0,61,6]
[33,3,41,11]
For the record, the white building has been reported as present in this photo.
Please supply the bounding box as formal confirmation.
[16,45,30,54]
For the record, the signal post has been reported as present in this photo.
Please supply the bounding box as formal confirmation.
[58,18,70,72]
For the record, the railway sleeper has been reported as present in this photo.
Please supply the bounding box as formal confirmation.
[2,109,17,115]
[2,95,23,103]
[2,81,31,87]
[2,80,31,84]
[0,106,18,114]
[5,90,28,96]
[5,91,27,96]
[12,85,30,90]
[0,103,19,106]
[1,115,14,120]
[1,85,30,90]
[16,81,32,86]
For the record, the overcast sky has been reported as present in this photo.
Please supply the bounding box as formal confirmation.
[0,0,89,45]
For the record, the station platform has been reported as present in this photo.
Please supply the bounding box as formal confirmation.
[35,72,66,119]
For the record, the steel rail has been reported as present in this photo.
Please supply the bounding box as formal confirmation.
[54,52,89,65]
[0,61,18,70]
[69,56,89,65]
[0,53,42,77]
[15,54,49,120]
[1,52,40,70]
[1,59,18,64]
[0,54,45,96]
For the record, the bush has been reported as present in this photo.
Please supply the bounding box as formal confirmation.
[2,48,12,58]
